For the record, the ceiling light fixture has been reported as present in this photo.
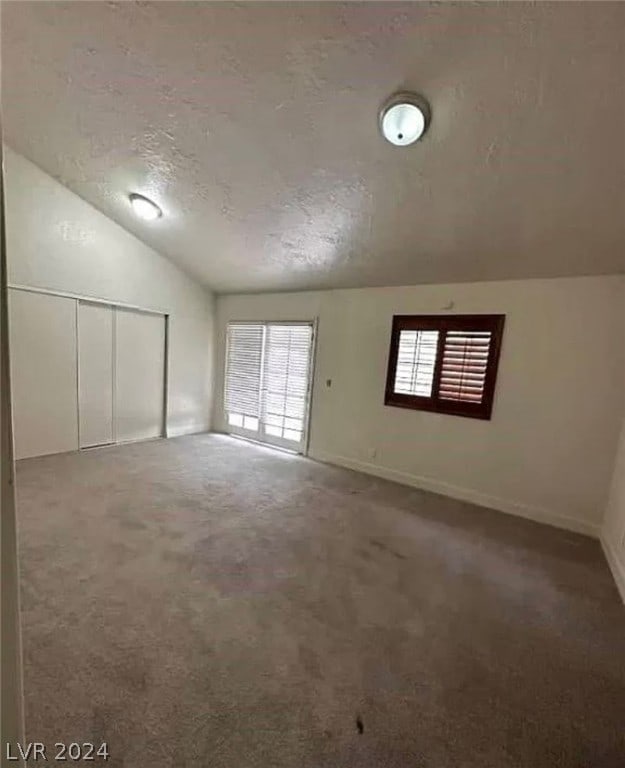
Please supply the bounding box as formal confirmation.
[129,193,162,221]
[380,92,430,146]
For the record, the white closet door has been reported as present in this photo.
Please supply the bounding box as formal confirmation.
[78,302,114,448]
[114,308,165,443]
[8,289,78,459]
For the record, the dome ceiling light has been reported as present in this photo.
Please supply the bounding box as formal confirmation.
[380,92,430,146]
[129,193,163,221]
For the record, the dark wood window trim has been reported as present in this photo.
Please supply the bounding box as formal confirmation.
[384,314,505,420]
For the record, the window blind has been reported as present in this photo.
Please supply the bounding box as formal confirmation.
[385,314,505,420]
[224,321,314,449]
[439,330,492,404]
[224,323,263,418]
[262,324,313,444]
[393,329,438,397]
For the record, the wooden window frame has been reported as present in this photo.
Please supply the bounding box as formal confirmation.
[384,314,505,420]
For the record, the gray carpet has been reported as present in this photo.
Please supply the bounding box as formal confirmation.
[15,433,625,767]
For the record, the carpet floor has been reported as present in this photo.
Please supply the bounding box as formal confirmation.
[15,433,625,767]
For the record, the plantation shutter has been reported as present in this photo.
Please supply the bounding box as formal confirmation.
[261,324,313,444]
[393,329,439,397]
[439,330,492,404]
[224,323,263,417]
[385,314,504,420]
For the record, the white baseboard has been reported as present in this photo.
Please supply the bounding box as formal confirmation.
[309,449,599,539]
[601,533,625,604]
[167,424,211,439]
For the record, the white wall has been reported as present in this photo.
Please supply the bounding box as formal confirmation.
[5,147,214,440]
[214,276,625,537]
[1,145,26,760]
[602,298,625,601]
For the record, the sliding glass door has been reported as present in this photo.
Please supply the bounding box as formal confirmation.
[224,321,314,452]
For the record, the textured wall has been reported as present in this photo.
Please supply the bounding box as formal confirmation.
[5,148,214,438]
[214,276,625,536]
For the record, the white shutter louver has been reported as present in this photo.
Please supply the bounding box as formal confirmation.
[262,324,313,444]
[439,330,492,404]
[224,323,263,419]
[224,321,314,450]
[393,330,438,397]
[385,314,504,420]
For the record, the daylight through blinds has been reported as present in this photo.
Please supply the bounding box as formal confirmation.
[225,322,313,449]
[439,330,492,404]
[224,324,263,418]
[393,330,438,397]
[386,314,504,420]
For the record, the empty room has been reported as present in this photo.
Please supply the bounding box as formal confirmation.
[1,2,624,766]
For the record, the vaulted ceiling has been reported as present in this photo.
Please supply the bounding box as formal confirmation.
[2,1,624,293]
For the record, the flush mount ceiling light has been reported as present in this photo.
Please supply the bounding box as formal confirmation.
[129,193,162,221]
[380,92,430,146]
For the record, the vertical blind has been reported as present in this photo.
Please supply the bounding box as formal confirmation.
[224,322,313,448]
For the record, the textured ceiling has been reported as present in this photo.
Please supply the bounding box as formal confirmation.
[2,1,625,293]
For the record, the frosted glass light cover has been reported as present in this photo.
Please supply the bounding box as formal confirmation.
[129,193,162,220]
[381,101,427,146]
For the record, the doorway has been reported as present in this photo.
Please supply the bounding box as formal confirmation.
[224,321,315,453]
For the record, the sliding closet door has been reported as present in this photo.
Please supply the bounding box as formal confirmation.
[8,289,78,459]
[114,308,165,443]
[78,302,114,448]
